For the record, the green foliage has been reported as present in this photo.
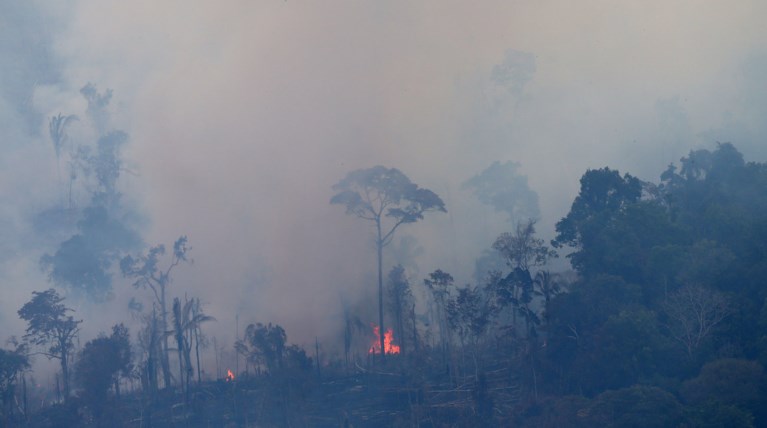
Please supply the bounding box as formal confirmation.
[590,309,672,390]
[0,348,28,393]
[515,395,592,428]
[585,385,685,427]
[545,275,644,391]
[553,167,642,252]
[684,400,755,428]
[237,323,287,373]
[18,289,81,357]
[75,325,131,415]
[18,289,81,400]
[682,358,767,423]
[447,285,493,343]
[330,165,446,234]
[0,344,29,421]
[493,219,557,271]
[424,269,454,303]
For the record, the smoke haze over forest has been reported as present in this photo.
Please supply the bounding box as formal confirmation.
[2,0,767,366]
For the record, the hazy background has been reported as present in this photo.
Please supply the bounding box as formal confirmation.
[2,0,767,369]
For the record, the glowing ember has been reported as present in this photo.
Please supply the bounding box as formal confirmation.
[368,325,401,355]
[225,369,235,382]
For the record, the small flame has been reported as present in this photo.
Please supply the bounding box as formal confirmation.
[225,369,235,382]
[368,325,401,355]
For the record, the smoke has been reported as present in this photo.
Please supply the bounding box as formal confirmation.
[2,0,767,366]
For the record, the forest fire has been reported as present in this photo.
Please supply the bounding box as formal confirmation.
[225,369,235,382]
[368,325,400,355]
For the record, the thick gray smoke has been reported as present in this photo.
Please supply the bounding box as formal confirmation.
[2,1,767,374]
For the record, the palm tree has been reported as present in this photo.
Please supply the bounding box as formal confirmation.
[49,114,78,181]
[172,297,214,401]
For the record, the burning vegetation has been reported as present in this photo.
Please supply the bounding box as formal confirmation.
[367,325,400,355]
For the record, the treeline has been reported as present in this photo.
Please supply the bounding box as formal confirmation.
[331,142,767,426]
[403,142,767,427]
[2,142,767,427]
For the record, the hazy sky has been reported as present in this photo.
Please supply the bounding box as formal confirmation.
[3,0,767,353]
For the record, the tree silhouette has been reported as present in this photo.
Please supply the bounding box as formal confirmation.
[121,236,190,389]
[75,324,131,419]
[331,166,446,362]
[386,265,413,355]
[236,323,287,373]
[663,285,730,357]
[424,269,454,362]
[48,113,78,187]
[18,289,81,401]
[172,297,214,401]
[0,342,29,424]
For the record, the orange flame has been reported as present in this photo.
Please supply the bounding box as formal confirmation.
[368,325,401,355]
[225,369,235,382]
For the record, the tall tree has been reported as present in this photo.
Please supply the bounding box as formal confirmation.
[331,166,446,361]
[121,236,190,389]
[17,289,81,401]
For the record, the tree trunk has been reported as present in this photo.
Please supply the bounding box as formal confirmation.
[22,375,28,421]
[149,309,159,401]
[176,335,184,397]
[61,349,70,401]
[376,222,386,364]
[412,304,418,354]
[395,307,405,356]
[160,288,172,389]
[195,325,202,385]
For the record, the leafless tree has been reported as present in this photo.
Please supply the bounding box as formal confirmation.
[662,285,730,357]
[121,236,191,389]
